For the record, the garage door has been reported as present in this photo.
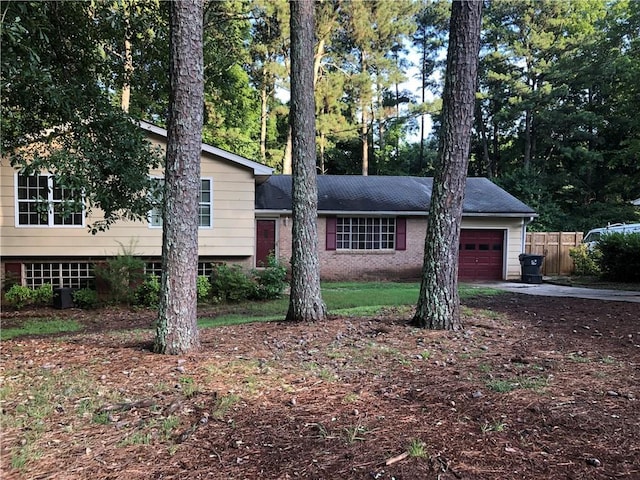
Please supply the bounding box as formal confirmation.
[458,229,504,281]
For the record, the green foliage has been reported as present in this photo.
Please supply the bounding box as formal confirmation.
[196,275,212,303]
[569,244,601,276]
[597,233,640,282]
[210,264,255,303]
[476,1,640,231]
[2,2,164,233]
[493,168,567,231]
[32,283,53,306]
[72,288,99,310]
[94,245,145,305]
[4,285,33,309]
[252,255,287,300]
[134,275,161,308]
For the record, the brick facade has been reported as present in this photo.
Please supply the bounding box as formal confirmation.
[275,216,427,281]
[271,215,525,281]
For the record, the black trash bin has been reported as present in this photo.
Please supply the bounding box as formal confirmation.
[53,288,74,309]
[518,254,544,284]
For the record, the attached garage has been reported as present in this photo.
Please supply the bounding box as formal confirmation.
[458,229,504,281]
[255,175,537,282]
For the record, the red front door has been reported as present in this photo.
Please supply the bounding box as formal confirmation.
[458,229,504,281]
[256,219,276,267]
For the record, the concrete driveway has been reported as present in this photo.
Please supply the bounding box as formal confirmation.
[490,281,640,303]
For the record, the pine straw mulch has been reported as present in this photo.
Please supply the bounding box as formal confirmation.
[1,293,639,480]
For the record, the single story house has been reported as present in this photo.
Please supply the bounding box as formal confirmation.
[0,121,536,289]
[256,175,536,281]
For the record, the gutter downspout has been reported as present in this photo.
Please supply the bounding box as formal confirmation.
[522,216,535,253]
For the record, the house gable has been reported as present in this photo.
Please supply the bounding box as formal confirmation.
[1,123,272,262]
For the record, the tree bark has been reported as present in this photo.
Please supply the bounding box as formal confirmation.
[286,0,326,322]
[154,0,204,354]
[412,0,482,330]
[120,0,133,113]
[475,99,492,177]
[260,69,268,164]
[282,126,292,174]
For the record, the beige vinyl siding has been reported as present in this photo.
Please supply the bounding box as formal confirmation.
[0,147,257,258]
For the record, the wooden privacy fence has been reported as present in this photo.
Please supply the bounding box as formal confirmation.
[525,231,584,276]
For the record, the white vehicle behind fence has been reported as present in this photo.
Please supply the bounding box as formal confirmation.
[582,223,640,249]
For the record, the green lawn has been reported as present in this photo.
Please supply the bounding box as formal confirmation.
[2,282,501,338]
[200,282,500,328]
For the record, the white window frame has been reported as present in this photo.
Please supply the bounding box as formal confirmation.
[14,172,85,228]
[148,177,165,228]
[148,176,213,229]
[24,262,94,289]
[336,217,396,251]
[198,178,213,228]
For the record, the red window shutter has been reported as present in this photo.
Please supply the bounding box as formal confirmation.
[396,218,406,250]
[326,217,337,250]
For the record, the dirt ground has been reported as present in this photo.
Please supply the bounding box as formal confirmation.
[1,292,639,480]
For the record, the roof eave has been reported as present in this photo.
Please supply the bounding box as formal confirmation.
[256,209,538,218]
[463,212,538,218]
[139,120,273,176]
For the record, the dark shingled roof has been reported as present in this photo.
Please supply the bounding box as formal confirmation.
[255,175,536,216]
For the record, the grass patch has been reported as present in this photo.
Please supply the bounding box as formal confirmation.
[1,318,82,340]
[212,393,241,419]
[343,420,368,444]
[486,376,549,393]
[481,419,507,433]
[407,439,428,458]
[486,379,517,393]
[1,367,105,470]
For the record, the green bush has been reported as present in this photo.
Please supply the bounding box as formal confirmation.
[32,283,54,306]
[94,245,145,305]
[569,244,601,276]
[252,255,288,300]
[197,275,212,303]
[5,284,33,309]
[134,275,161,307]
[210,263,255,303]
[597,232,640,282]
[73,288,99,309]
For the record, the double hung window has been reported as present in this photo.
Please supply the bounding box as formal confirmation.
[16,174,83,227]
[149,177,213,228]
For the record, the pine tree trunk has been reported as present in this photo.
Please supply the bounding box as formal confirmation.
[412,0,482,330]
[283,126,292,174]
[286,0,326,323]
[154,0,204,354]
[120,1,133,113]
[260,70,268,164]
[361,107,369,176]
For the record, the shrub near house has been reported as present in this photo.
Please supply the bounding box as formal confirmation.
[598,233,640,282]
